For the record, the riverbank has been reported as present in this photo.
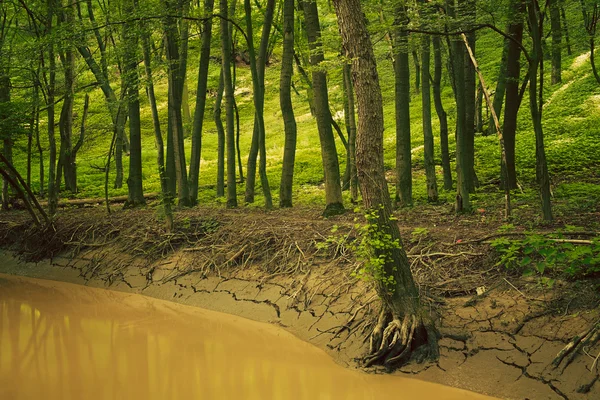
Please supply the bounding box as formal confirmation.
[0,207,598,399]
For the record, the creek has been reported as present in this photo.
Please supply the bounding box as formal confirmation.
[0,273,493,399]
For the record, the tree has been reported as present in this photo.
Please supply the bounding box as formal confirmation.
[301,0,344,216]
[244,0,274,208]
[527,0,553,221]
[222,0,237,208]
[342,63,358,203]
[279,0,297,208]
[189,0,215,205]
[432,36,452,190]
[502,0,525,190]
[393,3,413,207]
[163,0,191,207]
[123,0,145,207]
[549,0,562,84]
[419,3,438,202]
[333,0,438,368]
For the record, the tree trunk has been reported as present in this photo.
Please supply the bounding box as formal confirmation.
[549,0,562,85]
[412,49,420,94]
[560,1,571,55]
[342,63,358,203]
[463,0,477,193]
[215,69,225,198]
[488,35,509,136]
[332,0,438,369]
[502,0,525,191]
[527,1,553,221]
[222,0,237,208]
[279,0,297,208]
[420,28,438,202]
[448,1,470,212]
[393,4,412,207]
[140,1,172,230]
[189,0,214,205]
[301,0,344,216]
[123,0,145,207]
[432,36,452,191]
[163,0,190,206]
[46,1,58,216]
[243,0,273,208]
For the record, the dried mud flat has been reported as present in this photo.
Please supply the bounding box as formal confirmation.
[0,207,598,400]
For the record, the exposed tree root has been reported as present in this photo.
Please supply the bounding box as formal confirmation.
[552,319,600,374]
[363,305,438,369]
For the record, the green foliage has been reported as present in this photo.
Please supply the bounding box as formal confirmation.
[317,207,401,290]
[491,234,600,279]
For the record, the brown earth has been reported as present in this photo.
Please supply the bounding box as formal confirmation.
[0,206,598,399]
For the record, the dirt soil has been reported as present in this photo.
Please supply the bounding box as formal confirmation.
[0,206,599,400]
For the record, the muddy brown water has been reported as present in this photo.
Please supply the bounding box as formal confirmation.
[0,274,494,400]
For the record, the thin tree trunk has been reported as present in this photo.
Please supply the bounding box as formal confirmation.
[463,0,477,192]
[244,0,273,208]
[342,63,358,203]
[301,0,344,216]
[560,2,571,55]
[124,0,145,207]
[393,4,412,207]
[527,1,553,221]
[164,0,190,206]
[488,36,509,136]
[215,69,225,197]
[502,0,525,190]
[420,27,438,202]
[549,0,562,84]
[279,0,297,208]
[412,49,420,94]
[222,0,237,208]
[432,36,452,190]
[47,1,58,216]
[189,0,214,204]
[139,1,172,230]
[448,1,470,212]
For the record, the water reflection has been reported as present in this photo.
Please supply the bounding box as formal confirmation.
[0,274,492,400]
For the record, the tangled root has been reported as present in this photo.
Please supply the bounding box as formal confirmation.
[553,320,600,374]
[363,305,436,369]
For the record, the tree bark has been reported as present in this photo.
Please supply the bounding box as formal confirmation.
[244,0,274,208]
[332,0,438,369]
[549,0,562,84]
[448,1,470,212]
[140,5,173,230]
[301,0,344,216]
[419,11,438,202]
[163,0,190,206]
[222,0,237,208]
[527,0,553,221]
[502,0,525,191]
[393,3,412,207]
[342,63,358,203]
[189,0,214,205]
[215,69,225,198]
[432,36,452,191]
[279,0,297,208]
[488,33,509,136]
[123,0,145,207]
[463,0,477,193]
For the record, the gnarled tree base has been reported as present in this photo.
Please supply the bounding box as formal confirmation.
[363,304,439,369]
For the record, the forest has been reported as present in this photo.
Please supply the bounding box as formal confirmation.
[0,0,599,398]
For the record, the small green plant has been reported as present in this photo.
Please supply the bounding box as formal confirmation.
[410,227,430,244]
[316,206,402,291]
[491,235,600,278]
